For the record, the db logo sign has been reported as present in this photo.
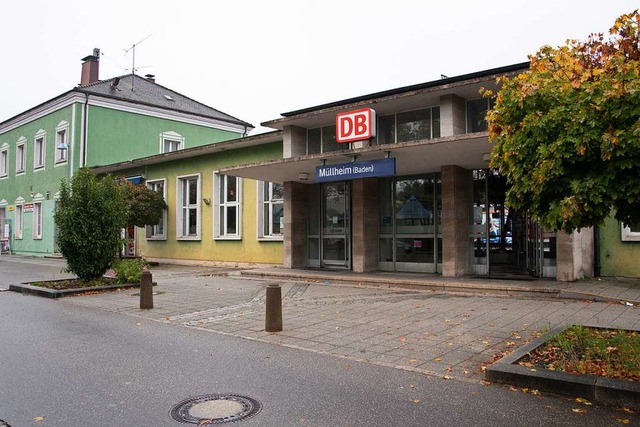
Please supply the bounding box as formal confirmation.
[336,108,376,143]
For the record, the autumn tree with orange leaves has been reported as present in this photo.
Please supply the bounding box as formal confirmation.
[487,11,640,233]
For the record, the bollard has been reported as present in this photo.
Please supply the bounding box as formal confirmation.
[140,270,153,309]
[265,284,282,332]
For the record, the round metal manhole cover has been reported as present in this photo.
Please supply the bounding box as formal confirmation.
[170,394,261,425]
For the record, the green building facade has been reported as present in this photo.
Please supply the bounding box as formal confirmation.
[0,50,252,256]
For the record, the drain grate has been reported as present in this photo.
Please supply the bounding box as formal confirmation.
[170,394,261,425]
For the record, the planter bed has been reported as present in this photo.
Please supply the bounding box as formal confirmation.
[486,324,640,411]
[9,279,147,299]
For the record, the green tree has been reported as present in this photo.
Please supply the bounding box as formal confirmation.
[55,168,128,281]
[487,11,640,233]
[119,180,167,228]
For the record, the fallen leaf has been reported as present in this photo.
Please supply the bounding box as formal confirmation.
[135,322,141,326]
[443,375,451,380]
[34,416,45,422]
[408,359,418,364]
[575,397,592,406]
[409,384,416,388]
[412,399,421,404]
[521,388,530,393]
[531,389,541,396]
[399,336,407,342]
[471,391,478,395]
[616,419,630,425]
[509,386,519,392]
[623,408,634,413]
[433,357,442,362]
[463,370,470,374]
[572,408,587,414]
[335,326,341,330]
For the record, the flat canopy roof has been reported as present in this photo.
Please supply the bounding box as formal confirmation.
[220,133,490,183]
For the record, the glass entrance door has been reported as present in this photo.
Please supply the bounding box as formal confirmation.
[321,182,350,268]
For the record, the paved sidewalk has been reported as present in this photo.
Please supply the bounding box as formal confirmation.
[63,267,640,384]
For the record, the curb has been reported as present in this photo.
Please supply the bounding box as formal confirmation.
[8,281,153,299]
[485,324,640,411]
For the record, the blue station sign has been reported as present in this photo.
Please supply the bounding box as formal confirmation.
[316,158,396,183]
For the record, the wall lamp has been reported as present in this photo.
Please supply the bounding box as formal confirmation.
[298,172,310,181]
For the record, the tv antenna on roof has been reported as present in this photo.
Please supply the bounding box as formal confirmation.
[124,34,152,91]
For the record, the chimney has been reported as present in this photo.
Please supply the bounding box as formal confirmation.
[144,74,156,83]
[80,48,100,86]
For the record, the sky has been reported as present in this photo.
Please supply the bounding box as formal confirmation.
[0,1,633,134]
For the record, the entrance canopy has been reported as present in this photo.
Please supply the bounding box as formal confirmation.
[220,133,491,183]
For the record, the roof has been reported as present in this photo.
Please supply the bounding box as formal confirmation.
[1,74,253,132]
[76,74,253,129]
[90,130,283,175]
[279,62,530,118]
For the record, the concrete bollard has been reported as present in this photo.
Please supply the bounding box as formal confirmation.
[140,270,153,310]
[265,284,282,332]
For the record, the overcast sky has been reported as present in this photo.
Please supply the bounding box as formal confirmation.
[0,1,631,134]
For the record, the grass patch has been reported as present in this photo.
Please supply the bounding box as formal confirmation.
[520,325,640,382]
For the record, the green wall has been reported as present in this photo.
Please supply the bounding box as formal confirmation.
[0,105,76,255]
[85,106,243,167]
[599,215,640,277]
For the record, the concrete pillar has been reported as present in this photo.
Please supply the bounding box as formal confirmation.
[441,165,471,277]
[556,228,594,281]
[351,178,379,273]
[439,94,466,137]
[284,181,308,268]
[283,125,307,158]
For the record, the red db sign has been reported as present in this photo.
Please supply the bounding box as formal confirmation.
[336,108,376,143]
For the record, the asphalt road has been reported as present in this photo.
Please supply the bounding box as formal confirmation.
[0,259,637,426]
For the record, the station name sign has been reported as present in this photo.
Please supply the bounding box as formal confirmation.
[336,108,376,143]
[316,158,396,183]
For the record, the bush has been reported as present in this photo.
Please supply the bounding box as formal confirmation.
[112,258,146,284]
[54,168,128,281]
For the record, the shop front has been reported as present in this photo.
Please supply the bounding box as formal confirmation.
[220,62,593,281]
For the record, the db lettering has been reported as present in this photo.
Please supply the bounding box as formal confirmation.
[335,108,376,143]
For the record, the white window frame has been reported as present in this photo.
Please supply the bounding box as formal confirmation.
[621,222,640,242]
[0,143,8,178]
[176,173,201,240]
[33,201,43,239]
[146,178,167,240]
[160,131,185,154]
[14,198,24,239]
[257,181,284,241]
[55,121,69,164]
[213,172,242,240]
[16,137,26,174]
[34,130,46,170]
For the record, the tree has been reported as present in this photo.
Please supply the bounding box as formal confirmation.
[55,168,128,281]
[119,180,167,228]
[487,11,640,233]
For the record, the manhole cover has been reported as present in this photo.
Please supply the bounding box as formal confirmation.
[170,394,261,425]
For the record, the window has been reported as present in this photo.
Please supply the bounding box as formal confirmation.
[55,128,68,163]
[466,98,495,133]
[14,203,23,239]
[258,181,284,240]
[146,179,166,239]
[34,130,46,169]
[307,125,348,154]
[214,173,242,239]
[622,222,640,242]
[377,107,440,145]
[33,202,42,239]
[0,144,8,178]
[16,139,25,173]
[176,174,200,239]
[160,131,184,153]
